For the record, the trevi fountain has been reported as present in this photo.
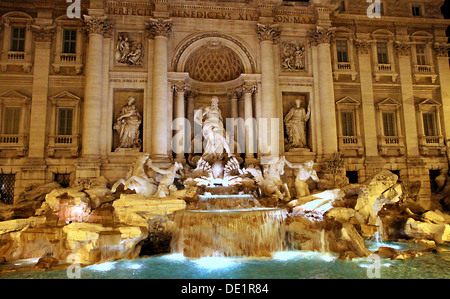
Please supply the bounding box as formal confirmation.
[0,97,449,279]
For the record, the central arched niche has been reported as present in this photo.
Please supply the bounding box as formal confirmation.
[184,41,245,82]
[173,34,255,75]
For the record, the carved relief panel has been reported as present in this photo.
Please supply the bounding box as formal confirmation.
[280,40,306,72]
[114,32,144,67]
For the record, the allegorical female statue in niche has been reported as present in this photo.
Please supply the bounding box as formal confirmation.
[284,98,311,151]
[114,96,142,149]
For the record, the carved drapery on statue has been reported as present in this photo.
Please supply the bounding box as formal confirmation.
[113,96,142,149]
[284,99,311,151]
[194,96,232,163]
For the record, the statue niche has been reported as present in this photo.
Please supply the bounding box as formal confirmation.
[284,98,311,152]
[113,96,142,151]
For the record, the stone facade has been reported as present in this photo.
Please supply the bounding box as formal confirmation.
[0,0,449,209]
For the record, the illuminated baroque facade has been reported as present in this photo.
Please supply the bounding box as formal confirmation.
[0,0,449,208]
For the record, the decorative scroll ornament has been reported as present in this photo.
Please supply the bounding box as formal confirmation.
[82,15,113,36]
[434,43,450,57]
[354,39,373,54]
[146,18,172,38]
[308,27,335,46]
[394,41,412,56]
[257,23,280,42]
[281,41,306,71]
[31,25,56,42]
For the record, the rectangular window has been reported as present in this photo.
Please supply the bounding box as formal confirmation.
[412,5,421,16]
[416,44,427,65]
[422,113,437,137]
[62,29,77,54]
[10,27,26,52]
[3,107,21,135]
[0,174,15,205]
[57,108,73,136]
[377,42,389,64]
[341,111,355,136]
[336,40,349,63]
[382,112,396,136]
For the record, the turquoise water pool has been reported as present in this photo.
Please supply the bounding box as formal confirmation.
[1,241,449,279]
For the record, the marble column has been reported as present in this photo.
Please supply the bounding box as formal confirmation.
[187,91,196,139]
[309,27,338,156]
[20,24,55,196]
[395,41,420,157]
[230,92,239,153]
[174,83,186,162]
[355,38,379,157]
[257,23,280,160]
[243,85,256,161]
[28,25,54,159]
[434,43,450,159]
[146,18,172,162]
[81,15,111,159]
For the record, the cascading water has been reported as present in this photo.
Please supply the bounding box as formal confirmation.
[170,191,289,258]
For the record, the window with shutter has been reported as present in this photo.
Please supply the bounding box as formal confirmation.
[341,111,355,136]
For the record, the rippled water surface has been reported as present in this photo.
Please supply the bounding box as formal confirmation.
[1,241,449,279]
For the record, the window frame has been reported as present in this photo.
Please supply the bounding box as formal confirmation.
[10,26,26,52]
[2,106,21,135]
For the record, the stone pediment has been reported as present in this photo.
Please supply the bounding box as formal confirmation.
[417,98,441,108]
[376,97,401,107]
[49,91,82,103]
[0,89,29,101]
[336,96,360,106]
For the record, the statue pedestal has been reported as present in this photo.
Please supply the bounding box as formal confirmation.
[284,148,316,163]
[114,147,141,154]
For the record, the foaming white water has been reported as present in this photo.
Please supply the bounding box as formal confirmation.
[88,262,115,272]
[194,257,239,271]
[273,250,337,262]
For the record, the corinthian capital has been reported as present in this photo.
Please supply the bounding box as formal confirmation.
[394,41,412,56]
[257,23,280,42]
[434,43,450,58]
[146,18,172,38]
[31,25,56,42]
[308,27,335,46]
[354,39,373,54]
[82,15,113,36]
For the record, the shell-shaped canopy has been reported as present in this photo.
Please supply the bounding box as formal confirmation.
[184,41,245,82]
